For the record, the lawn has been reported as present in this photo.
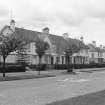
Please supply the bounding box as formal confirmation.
[0,74,55,81]
[47,89,105,105]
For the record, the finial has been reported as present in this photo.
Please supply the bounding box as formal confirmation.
[9,8,15,20]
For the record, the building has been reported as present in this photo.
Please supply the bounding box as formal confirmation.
[88,41,105,64]
[0,20,89,65]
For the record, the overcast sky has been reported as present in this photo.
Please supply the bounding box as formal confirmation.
[0,0,105,46]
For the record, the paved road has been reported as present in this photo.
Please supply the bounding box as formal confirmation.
[0,70,105,105]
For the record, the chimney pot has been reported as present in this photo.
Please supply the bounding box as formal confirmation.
[63,33,69,39]
[10,19,15,32]
[92,41,96,47]
[80,36,83,42]
[42,27,49,34]
[100,45,103,49]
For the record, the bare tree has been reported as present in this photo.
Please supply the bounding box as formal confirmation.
[0,33,26,77]
[35,39,49,75]
[65,42,80,72]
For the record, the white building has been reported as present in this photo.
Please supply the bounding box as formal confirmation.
[88,41,105,63]
[0,20,89,65]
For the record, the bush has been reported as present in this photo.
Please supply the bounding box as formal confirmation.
[28,65,36,69]
[54,63,105,70]
[0,65,26,73]
[36,64,47,71]
[54,64,66,69]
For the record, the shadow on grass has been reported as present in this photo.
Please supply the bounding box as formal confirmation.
[0,74,56,82]
[60,71,78,75]
[47,89,105,105]
[80,71,93,73]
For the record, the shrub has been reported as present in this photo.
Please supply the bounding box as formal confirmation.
[54,63,105,70]
[0,65,26,73]
[28,65,36,69]
[36,64,47,71]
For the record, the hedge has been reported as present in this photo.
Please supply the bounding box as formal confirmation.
[0,65,26,73]
[35,64,47,71]
[54,63,105,70]
[1,63,104,73]
[26,63,105,70]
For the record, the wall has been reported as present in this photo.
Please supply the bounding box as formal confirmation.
[2,27,13,37]
[0,54,17,63]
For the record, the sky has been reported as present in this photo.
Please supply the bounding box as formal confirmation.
[0,0,105,46]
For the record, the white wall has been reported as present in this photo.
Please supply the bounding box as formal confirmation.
[2,27,13,37]
[0,54,17,63]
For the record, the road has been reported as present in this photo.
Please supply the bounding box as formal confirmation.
[0,70,105,105]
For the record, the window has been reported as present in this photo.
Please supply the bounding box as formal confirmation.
[100,53,102,57]
[91,53,94,58]
[56,57,60,64]
[61,56,64,64]
[98,52,103,57]
[98,52,100,57]
[51,57,54,64]
[80,50,83,53]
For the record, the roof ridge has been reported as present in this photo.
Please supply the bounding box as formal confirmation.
[16,27,61,37]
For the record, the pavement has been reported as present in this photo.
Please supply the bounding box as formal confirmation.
[0,68,105,105]
[0,71,56,81]
[76,67,105,72]
[47,89,105,105]
[0,67,105,81]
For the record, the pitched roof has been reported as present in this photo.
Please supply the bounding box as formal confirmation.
[48,34,68,54]
[47,34,89,54]
[88,44,96,52]
[88,44,105,52]
[15,28,68,54]
[0,26,89,55]
[95,47,105,52]
[68,38,89,49]
[0,25,13,34]
[15,27,40,42]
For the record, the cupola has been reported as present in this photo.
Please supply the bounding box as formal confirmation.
[10,19,15,32]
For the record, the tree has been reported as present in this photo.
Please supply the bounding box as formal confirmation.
[65,41,80,72]
[35,39,49,75]
[17,45,28,66]
[0,33,26,77]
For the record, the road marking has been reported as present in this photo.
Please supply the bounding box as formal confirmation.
[58,78,74,82]
[61,78,69,81]
[71,79,90,82]
[58,78,90,83]
[0,94,4,97]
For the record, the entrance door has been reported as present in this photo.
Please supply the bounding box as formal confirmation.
[51,57,54,64]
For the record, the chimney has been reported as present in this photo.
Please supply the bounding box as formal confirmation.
[100,45,103,49]
[63,33,69,39]
[80,36,83,42]
[92,41,96,47]
[103,46,105,49]
[10,19,15,32]
[42,27,49,34]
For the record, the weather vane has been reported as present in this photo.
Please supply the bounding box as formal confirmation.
[9,8,15,20]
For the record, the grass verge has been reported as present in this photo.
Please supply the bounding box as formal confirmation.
[0,74,55,82]
[47,89,105,105]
